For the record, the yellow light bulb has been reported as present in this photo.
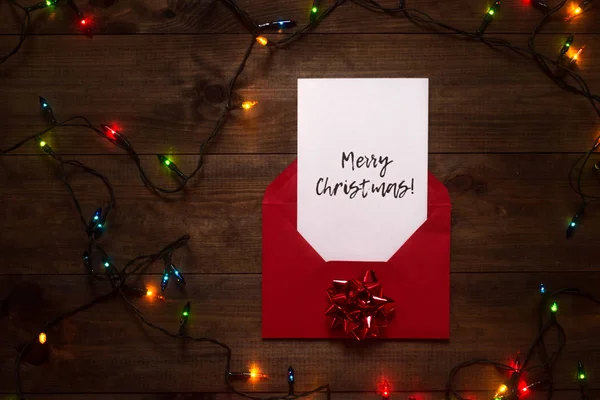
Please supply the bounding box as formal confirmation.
[241,101,258,110]
[572,45,586,62]
[256,36,268,46]
[575,7,582,13]
[38,332,47,344]
[146,290,153,297]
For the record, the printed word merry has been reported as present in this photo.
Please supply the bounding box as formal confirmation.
[341,151,394,178]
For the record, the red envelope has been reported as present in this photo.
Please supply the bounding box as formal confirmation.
[262,160,451,339]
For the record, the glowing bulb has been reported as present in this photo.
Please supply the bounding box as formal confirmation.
[381,380,391,399]
[494,384,508,398]
[571,46,585,62]
[551,302,558,313]
[488,9,495,14]
[38,332,47,344]
[312,6,318,12]
[146,290,153,297]
[80,19,88,25]
[247,368,268,380]
[183,311,189,316]
[39,140,46,147]
[540,283,546,294]
[256,36,268,46]
[578,361,587,381]
[102,125,118,140]
[566,3,587,21]
[104,261,110,268]
[241,101,258,110]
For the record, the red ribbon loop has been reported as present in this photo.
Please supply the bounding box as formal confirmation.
[325,270,396,340]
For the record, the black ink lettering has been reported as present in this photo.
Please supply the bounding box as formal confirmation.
[341,152,354,170]
[316,177,325,195]
[333,182,344,195]
[360,179,371,198]
[379,156,394,178]
[356,156,365,168]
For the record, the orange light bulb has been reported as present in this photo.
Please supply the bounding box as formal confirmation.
[241,101,258,110]
[247,368,268,380]
[256,36,268,46]
[38,332,47,344]
[572,45,585,61]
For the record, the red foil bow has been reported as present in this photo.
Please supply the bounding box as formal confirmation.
[325,270,396,340]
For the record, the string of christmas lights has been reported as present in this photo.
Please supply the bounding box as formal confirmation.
[1,0,91,65]
[2,0,600,398]
[446,285,600,400]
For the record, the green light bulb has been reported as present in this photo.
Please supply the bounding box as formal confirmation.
[104,262,110,268]
[183,311,189,316]
[312,6,318,13]
[550,302,558,313]
[580,373,586,379]
[164,159,171,166]
[488,9,495,15]
[39,140,46,147]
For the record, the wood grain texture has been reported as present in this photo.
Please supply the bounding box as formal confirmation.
[1,154,600,275]
[0,0,598,34]
[7,393,600,399]
[2,0,600,396]
[1,34,599,154]
[2,273,600,394]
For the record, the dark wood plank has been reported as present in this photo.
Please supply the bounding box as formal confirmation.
[2,273,600,393]
[8,392,600,399]
[1,34,599,154]
[0,0,597,34]
[1,154,599,274]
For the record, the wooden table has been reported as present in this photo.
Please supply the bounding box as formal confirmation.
[1,0,600,398]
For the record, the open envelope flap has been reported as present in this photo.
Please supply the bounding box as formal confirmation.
[263,160,299,204]
[262,160,452,339]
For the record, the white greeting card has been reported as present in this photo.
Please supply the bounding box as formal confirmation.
[297,78,429,262]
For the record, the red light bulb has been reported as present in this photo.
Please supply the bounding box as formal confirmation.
[381,380,390,399]
[80,18,87,25]
[103,125,117,140]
